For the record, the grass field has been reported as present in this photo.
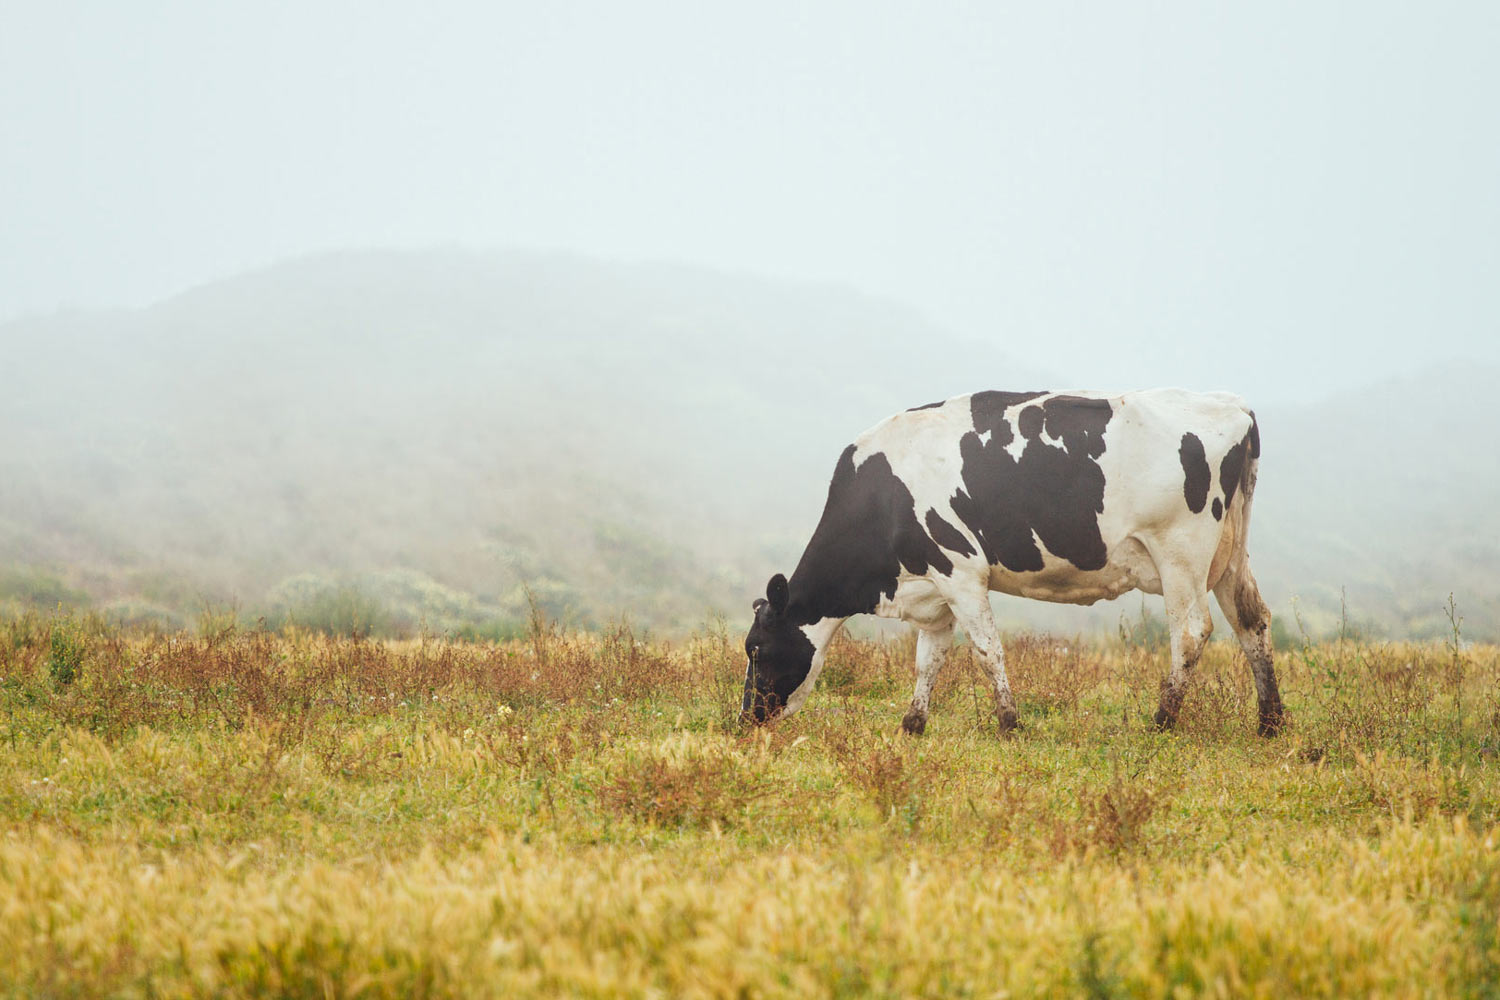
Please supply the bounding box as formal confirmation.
[2,614,1499,997]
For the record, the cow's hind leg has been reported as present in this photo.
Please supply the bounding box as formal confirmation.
[902,621,954,735]
[1154,566,1216,731]
[1213,562,1285,736]
[944,590,1020,735]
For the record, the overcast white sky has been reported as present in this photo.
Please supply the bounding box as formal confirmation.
[3,1,1497,404]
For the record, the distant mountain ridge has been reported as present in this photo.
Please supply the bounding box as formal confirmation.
[1248,362,1500,639]
[2,249,1495,639]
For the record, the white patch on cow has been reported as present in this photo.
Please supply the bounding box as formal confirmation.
[781,617,846,717]
[977,428,993,446]
[850,401,984,580]
[1002,412,1028,461]
[874,578,955,626]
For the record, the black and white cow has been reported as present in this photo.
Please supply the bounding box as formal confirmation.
[741,389,1285,736]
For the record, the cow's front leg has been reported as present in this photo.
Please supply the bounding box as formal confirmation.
[945,591,1020,735]
[902,622,954,735]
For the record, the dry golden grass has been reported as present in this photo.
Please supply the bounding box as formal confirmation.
[1,615,1498,996]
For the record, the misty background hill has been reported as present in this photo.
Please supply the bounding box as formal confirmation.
[3,249,1496,640]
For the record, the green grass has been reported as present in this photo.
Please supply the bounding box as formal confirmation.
[1,618,1498,996]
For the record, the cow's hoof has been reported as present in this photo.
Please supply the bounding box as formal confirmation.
[1152,707,1178,732]
[901,711,927,736]
[997,708,1020,736]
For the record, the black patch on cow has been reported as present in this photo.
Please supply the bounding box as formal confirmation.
[1212,497,1223,520]
[950,393,1113,573]
[1248,412,1260,459]
[1043,396,1112,459]
[907,400,945,411]
[1219,433,1251,509]
[1018,404,1045,440]
[925,508,977,558]
[786,446,954,624]
[971,391,1048,436]
[1178,432,1211,514]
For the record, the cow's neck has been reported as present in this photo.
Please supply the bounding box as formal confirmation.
[781,578,847,715]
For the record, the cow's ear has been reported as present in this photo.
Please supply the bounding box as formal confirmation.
[766,574,789,614]
[752,597,768,613]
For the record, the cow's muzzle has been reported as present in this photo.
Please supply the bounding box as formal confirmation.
[739,687,780,726]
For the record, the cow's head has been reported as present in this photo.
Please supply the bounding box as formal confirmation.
[740,573,815,724]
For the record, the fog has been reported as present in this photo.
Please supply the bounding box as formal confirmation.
[3,4,1498,638]
[6,3,1499,401]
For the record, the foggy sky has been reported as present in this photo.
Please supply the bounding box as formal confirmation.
[4,1,1497,405]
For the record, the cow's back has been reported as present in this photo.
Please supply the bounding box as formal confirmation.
[844,388,1257,605]
[1096,389,1256,528]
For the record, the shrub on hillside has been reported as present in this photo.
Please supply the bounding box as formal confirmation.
[363,569,505,636]
[100,599,185,633]
[0,569,90,611]
[263,575,390,637]
[500,578,587,628]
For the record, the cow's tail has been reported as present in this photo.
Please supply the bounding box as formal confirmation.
[1238,409,1260,510]
[1208,410,1261,593]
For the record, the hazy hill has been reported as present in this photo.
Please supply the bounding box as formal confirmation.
[1250,364,1500,640]
[0,249,1048,632]
[2,249,1495,639]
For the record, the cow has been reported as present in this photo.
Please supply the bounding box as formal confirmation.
[740,388,1285,737]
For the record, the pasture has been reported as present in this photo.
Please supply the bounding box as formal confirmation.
[2,615,1499,997]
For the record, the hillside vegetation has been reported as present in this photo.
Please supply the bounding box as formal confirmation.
[2,249,1496,638]
[2,617,1498,996]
